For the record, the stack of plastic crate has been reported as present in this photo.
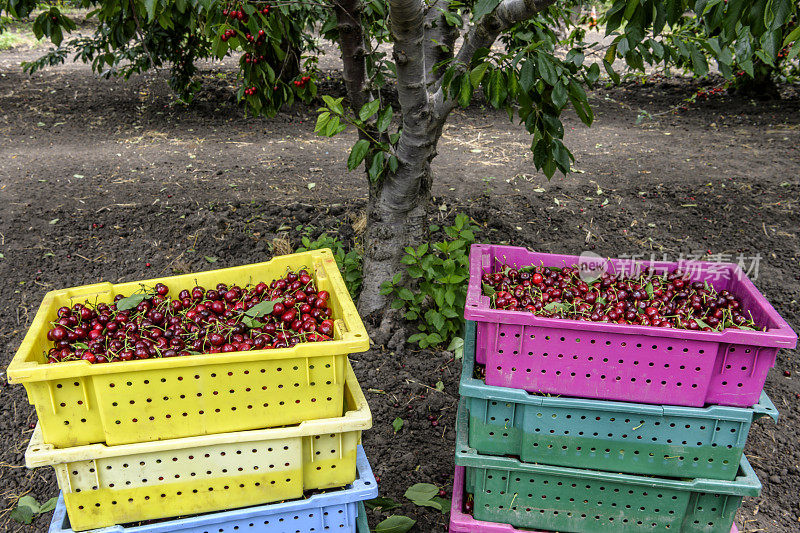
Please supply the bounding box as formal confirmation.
[449,244,797,533]
[7,250,377,532]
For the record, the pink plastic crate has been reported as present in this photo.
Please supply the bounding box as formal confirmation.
[465,245,797,407]
[449,465,740,533]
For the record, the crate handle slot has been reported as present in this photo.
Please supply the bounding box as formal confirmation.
[80,379,91,410]
[47,382,57,414]
[91,459,100,488]
[720,344,730,372]
[749,348,758,377]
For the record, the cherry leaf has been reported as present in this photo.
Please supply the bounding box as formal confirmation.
[116,293,148,311]
[245,300,279,318]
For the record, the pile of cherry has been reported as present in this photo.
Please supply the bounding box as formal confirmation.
[45,269,334,364]
[482,264,763,331]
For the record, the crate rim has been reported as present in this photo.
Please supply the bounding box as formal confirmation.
[454,398,762,497]
[465,244,797,348]
[48,445,377,533]
[8,249,369,383]
[459,321,779,422]
[26,359,370,468]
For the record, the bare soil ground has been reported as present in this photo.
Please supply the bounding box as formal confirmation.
[0,41,799,533]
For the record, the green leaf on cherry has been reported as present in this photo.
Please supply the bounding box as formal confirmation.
[359,99,380,122]
[116,293,148,311]
[482,282,496,296]
[241,316,261,329]
[245,300,279,318]
[645,282,654,299]
[544,302,566,313]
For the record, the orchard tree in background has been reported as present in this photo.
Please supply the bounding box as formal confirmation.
[1,0,798,341]
[7,0,318,101]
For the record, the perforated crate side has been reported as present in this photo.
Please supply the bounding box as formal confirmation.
[448,465,741,533]
[48,445,377,533]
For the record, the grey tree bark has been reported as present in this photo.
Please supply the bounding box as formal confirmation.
[345,0,557,341]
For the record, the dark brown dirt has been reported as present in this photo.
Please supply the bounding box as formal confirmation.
[0,42,799,533]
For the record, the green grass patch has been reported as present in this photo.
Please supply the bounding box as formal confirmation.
[0,30,42,50]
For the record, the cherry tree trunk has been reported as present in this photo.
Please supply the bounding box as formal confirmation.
[353,0,445,339]
[357,158,433,326]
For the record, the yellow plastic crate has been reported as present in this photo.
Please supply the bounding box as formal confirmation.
[8,249,369,448]
[25,359,371,532]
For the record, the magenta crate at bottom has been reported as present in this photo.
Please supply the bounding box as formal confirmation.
[464,244,797,407]
[448,465,740,533]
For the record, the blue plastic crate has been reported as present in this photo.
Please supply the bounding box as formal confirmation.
[49,445,375,533]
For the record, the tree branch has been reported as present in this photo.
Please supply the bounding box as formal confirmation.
[457,0,556,68]
[389,0,429,122]
[433,0,556,119]
[423,0,459,85]
[333,0,371,119]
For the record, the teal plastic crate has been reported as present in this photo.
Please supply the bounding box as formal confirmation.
[460,320,777,480]
[455,400,761,533]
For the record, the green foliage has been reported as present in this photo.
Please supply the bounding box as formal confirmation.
[365,496,402,511]
[404,483,438,501]
[599,0,799,83]
[10,495,58,524]
[7,0,321,104]
[438,4,599,179]
[296,231,363,299]
[19,1,211,101]
[315,97,398,182]
[374,515,416,533]
[392,416,404,433]
[403,482,450,513]
[381,214,479,349]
